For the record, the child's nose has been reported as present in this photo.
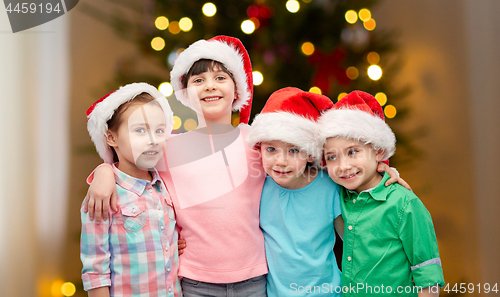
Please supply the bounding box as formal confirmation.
[204,79,217,91]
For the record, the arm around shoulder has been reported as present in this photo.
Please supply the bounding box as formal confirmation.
[84,164,118,223]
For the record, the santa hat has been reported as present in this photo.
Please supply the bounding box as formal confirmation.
[318,90,395,161]
[86,82,174,163]
[170,35,253,124]
[246,87,334,163]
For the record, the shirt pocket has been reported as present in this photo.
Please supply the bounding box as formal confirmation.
[120,203,147,232]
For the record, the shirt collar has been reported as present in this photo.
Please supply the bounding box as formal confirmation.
[112,164,163,196]
[344,172,392,202]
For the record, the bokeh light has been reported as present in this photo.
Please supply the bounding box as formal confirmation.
[384,105,397,118]
[366,52,380,65]
[179,17,193,32]
[202,3,217,17]
[345,10,358,24]
[367,65,382,80]
[358,9,371,22]
[375,92,387,106]
[301,42,315,56]
[173,116,182,130]
[184,118,198,131]
[155,16,169,30]
[151,37,165,51]
[363,18,376,31]
[286,0,300,13]
[159,82,173,97]
[253,71,264,86]
[346,66,359,80]
[51,279,64,297]
[61,282,76,297]
[250,17,260,29]
[338,92,348,101]
[168,21,180,34]
[241,20,256,34]
[309,86,322,94]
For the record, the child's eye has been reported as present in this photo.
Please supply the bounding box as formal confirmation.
[135,128,146,133]
[266,147,276,153]
[192,78,203,83]
[289,148,299,154]
[348,149,358,156]
[215,76,226,81]
[327,155,337,161]
[156,128,164,134]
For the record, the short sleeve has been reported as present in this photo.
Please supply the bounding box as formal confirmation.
[398,197,445,288]
[86,163,113,185]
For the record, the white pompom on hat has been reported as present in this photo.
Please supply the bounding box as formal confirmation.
[318,90,396,161]
[246,87,334,163]
[86,82,174,163]
[170,35,253,124]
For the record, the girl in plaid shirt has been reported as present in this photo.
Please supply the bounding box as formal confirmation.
[82,83,182,297]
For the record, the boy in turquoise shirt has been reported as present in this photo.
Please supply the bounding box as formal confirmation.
[318,91,445,296]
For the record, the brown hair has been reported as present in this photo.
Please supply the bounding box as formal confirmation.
[106,92,159,162]
[181,59,236,90]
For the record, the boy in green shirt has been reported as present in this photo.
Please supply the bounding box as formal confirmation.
[318,91,445,296]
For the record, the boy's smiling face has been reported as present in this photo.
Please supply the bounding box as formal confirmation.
[260,140,314,189]
[186,68,236,123]
[324,137,384,193]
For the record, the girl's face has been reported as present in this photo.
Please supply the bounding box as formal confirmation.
[324,137,384,193]
[185,68,236,124]
[107,102,167,177]
[260,140,314,190]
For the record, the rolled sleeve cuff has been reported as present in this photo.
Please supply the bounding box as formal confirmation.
[411,258,446,288]
[82,273,111,291]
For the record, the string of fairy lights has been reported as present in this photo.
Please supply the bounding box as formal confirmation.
[153,1,396,131]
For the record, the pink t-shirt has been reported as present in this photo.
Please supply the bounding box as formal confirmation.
[159,124,267,283]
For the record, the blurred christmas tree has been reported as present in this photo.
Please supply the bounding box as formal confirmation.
[81,0,418,164]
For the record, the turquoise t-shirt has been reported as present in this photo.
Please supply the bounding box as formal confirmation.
[260,170,342,297]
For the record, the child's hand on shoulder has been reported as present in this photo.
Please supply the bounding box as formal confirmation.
[377,162,412,191]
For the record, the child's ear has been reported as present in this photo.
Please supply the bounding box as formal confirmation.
[106,131,118,147]
[376,150,385,162]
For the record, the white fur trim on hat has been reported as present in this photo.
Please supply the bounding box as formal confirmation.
[246,112,322,162]
[318,108,396,161]
[170,39,251,111]
[87,82,174,163]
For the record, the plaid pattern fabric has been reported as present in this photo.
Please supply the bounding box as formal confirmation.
[81,165,181,296]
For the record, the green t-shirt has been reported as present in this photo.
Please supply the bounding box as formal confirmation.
[340,172,445,296]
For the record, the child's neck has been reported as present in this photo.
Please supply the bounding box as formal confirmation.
[196,113,235,135]
[117,162,153,182]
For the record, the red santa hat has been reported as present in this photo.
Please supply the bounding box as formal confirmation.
[318,90,396,161]
[246,87,334,163]
[170,35,253,124]
[86,82,174,163]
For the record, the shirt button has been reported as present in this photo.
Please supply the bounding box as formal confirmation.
[167,267,171,272]
[160,225,165,230]
[131,208,136,213]
[164,246,169,251]
[348,256,352,261]
[148,189,153,194]
[348,225,353,230]
[352,199,356,203]
[168,287,172,293]
[157,205,161,210]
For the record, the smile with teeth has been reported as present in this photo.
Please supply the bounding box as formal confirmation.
[341,172,360,180]
[143,151,158,155]
[202,96,221,102]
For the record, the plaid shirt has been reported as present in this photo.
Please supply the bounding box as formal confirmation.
[81,165,181,297]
